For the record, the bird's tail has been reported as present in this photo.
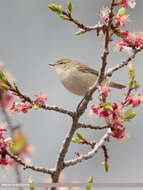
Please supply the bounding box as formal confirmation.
[109,81,126,89]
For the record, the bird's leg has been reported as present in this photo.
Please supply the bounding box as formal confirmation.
[76,92,92,115]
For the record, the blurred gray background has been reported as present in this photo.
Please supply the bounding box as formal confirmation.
[0,0,143,188]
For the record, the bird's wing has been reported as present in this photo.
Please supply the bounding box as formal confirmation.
[78,65,99,76]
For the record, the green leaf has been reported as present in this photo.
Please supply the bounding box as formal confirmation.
[104,102,112,106]
[0,70,6,81]
[59,15,68,20]
[124,108,136,121]
[48,4,62,15]
[102,102,112,110]
[33,104,40,110]
[76,132,85,140]
[104,105,113,111]
[68,1,73,12]
[104,162,109,172]
[86,176,93,190]
[117,7,126,16]
[0,83,9,91]
[129,80,134,89]
[87,176,93,183]
[13,81,17,88]
[72,138,80,144]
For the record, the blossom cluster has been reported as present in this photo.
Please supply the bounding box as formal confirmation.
[0,70,36,167]
[91,86,143,139]
[100,0,143,52]
[10,93,47,114]
[0,128,11,165]
[9,132,35,167]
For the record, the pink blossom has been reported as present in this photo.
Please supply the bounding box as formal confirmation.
[111,126,125,139]
[122,30,130,38]
[112,102,121,121]
[127,32,143,47]
[0,129,11,165]
[121,0,128,8]
[100,7,110,23]
[21,104,29,113]
[0,129,11,150]
[129,93,143,108]
[0,128,7,142]
[98,87,111,97]
[99,110,111,118]
[91,101,127,139]
[114,15,129,27]
[91,105,101,115]
[0,158,8,165]
[11,102,31,113]
[115,41,129,52]
[121,0,136,8]
[101,15,109,23]
[1,93,13,109]
[34,93,47,105]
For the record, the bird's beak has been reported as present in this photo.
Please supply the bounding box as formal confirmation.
[48,63,56,67]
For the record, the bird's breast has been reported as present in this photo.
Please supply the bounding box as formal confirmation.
[56,68,97,96]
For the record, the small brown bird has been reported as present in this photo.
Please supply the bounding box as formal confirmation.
[49,58,126,96]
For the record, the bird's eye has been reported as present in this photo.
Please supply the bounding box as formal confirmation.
[59,62,65,65]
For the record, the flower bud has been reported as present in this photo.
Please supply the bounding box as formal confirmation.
[68,1,73,13]
[75,29,85,35]
[128,62,135,81]
[76,132,85,140]
[48,4,62,15]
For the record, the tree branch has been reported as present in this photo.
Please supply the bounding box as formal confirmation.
[51,1,115,183]
[40,105,74,117]
[52,115,79,183]
[106,45,143,76]
[7,83,74,117]
[64,129,111,167]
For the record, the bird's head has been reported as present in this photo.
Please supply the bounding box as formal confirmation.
[49,58,78,71]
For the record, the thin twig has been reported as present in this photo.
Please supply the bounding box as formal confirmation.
[78,123,111,130]
[106,45,143,76]
[5,150,54,175]
[62,10,105,35]
[79,140,96,149]
[101,145,109,163]
[40,105,74,117]
[7,83,74,117]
